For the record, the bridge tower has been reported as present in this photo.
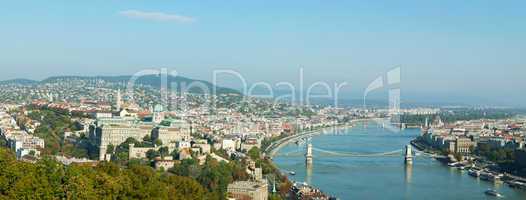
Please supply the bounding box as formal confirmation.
[404,145,413,165]
[306,143,313,165]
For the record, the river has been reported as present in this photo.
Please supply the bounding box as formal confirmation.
[273,122,526,200]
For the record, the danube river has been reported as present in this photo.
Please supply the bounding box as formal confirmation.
[273,122,526,200]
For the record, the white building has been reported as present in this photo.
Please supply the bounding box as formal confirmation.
[227,181,268,200]
[222,139,237,151]
[94,118,153,160]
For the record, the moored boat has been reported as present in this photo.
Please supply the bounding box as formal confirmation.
[480,172,504,183]
[468,169,480,177]
[508,181,526,190]
[448,162,459,167]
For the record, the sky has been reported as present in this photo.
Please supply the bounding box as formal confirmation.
[0,1,525,106]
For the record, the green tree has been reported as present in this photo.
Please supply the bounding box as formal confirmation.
[159,147,169,159]
[106,144,115,154]
[154,139,163,146]
[142,135,152,143]
[162,175,208,200]
[146,149,160,161]
[248,147,260,160]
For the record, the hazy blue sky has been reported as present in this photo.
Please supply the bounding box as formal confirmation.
[1,1,525,106]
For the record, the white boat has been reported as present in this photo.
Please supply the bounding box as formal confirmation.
[509,181,526,190]
[480,172,492,181]
[484,189,502,197]
[448,162,459,167]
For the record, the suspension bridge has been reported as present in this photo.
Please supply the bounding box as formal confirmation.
[276,147,404,158]
[276,146,446,158]
[264,118,445,159]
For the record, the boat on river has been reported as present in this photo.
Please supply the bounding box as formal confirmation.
[484,189,503,197]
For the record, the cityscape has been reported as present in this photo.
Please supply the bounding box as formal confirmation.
[1,1,526,200]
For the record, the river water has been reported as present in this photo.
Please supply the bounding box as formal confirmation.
[273,122,526,200]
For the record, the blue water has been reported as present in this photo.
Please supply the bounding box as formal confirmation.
[274,122,526,200]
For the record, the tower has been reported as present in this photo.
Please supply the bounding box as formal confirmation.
[405,145,413,165]
[153,104,164,124]
[306,143,313,165]
[272,178,277,193]
[116,89,122,111]
[50,93,54,102]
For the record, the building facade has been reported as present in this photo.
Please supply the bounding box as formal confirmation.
[227,181,268,200]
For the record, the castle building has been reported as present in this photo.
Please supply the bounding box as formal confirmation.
[94,118,153,160]
[93,115,193,161]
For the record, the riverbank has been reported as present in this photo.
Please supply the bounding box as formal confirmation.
[412,137,526,192]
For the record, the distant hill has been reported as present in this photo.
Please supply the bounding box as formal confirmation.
[1,75,240,95]
[0,78,40,85]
